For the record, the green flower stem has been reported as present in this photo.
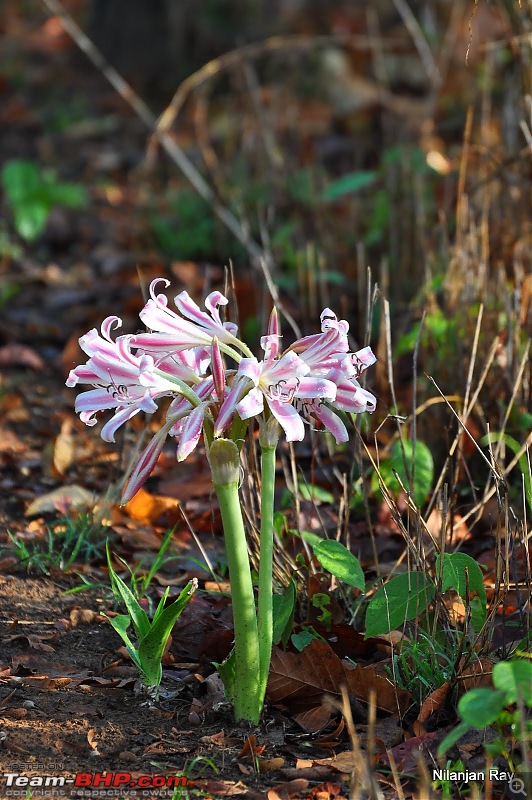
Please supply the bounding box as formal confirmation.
[215,480,261,722]
[257,443,276,702]
[210,438,261,722]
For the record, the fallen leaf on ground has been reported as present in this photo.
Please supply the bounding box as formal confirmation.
[25,485,96,516]
[123,486,179,525]
[267,639,411,715]
[416,681,450,724]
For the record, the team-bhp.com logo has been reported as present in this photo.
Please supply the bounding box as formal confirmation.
[3,772,188,791]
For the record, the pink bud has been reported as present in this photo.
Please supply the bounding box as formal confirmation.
[211,337,226,403]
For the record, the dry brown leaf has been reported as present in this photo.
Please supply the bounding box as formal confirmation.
[0,344,44,370]
[267,640,411,715]
[267,779,309,800]
[258,758,285,773]
[123,487,179,525]
[293,704,331,733]
[416,681,450,724]
[459,658,494,693]
[52,420,75,476]
[25,485,96,516]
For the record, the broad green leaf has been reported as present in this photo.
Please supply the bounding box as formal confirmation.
[138,580,197,686]
[457,687,507,728]
[320,170,377,202]
[436,552,487,631]
[105,613,142,671]
[46,181,87,208]
[313,540,365,590]
[152,586,170,626]
[493,660,532,706]
[297,482,334,504]
[437,720,472,756]
[373,439,434,506]
[1,160,41,203]
[272,581,296,646]
[291,630,316,651]
[301,530,324,548]
[14,203,49,242]
[107,546,150,640]
[365,572,435,637]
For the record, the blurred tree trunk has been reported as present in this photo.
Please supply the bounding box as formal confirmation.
[90,0,271,105]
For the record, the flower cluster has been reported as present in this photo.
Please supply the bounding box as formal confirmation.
[67,279,376,500]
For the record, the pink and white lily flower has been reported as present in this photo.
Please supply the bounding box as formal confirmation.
[216,328,338,442]
[131,279,247,357]
[66,317,183,442]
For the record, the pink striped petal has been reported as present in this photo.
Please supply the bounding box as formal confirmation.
[267,398,305,441]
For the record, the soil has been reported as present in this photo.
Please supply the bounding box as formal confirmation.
[0,575,319,800]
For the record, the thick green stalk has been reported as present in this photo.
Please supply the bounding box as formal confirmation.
[257,443,276,702]
[210,439,261,723]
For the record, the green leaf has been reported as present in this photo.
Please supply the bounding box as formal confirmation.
[152,586,170,626]
[1,160,41,204]
[291,630,316,651]
[301,530,324,548]
[365,572,435,637]
[313,540,365,590]
[480,433,532,513]
[215,648,236,703]
[374,439,434,506]
[436,552,487,631]
[45,181,87,208]
[138,580,196,686]
[104,613,142,672]
[14,203,49,242]
[457,687,507,728]
[272,581,296,646]
[320,170,377,202]
[297,482,334,504]
[437,720,472,757]
[493,660,532,706]
[106,546,150,641]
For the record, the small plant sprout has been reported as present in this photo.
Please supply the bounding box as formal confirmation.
[105,544,197,696]
[67,278,376,722]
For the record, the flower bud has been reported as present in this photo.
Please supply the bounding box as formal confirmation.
[259,415,280,449]
[211,337,226,403]
[208,438,240,486]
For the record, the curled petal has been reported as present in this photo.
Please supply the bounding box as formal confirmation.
[101,406,141,442]
[311,403,349,444]
[101,316,123,341]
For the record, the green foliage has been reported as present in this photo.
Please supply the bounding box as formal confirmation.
[1,159,87,242]
[372,438,434,506]
[312,539,365,591]
[151,190,216,260]
[272,580,297,646]
[365,571,436,637]
[319,170,378,202]
[311,592,332,628]
[436,552,487,632]
[105,545,197,687]
[395,308,457,358]
[5,513,108,574]
[438,658,532,757]
[480,432,532,514]
[387,630,459,709]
